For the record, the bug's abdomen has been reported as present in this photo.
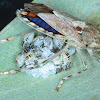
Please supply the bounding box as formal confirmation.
[26,12,62,35]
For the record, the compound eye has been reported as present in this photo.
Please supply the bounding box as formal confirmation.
[73,26,83,35]
[76,26,82,31]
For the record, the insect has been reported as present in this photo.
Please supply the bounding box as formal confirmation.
[0,3,100,91]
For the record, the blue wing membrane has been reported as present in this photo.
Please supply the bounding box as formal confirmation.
[27,16,63,35]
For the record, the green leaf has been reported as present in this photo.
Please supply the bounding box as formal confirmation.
[0,0,100,100]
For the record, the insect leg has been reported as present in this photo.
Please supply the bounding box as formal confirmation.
[39,44,69,67]
[0,40,69,75]
[0,67,39,75]
[0,29,34,43]
[55,49,88,91]
[55,68,87,91]
[76,49,88,70]
[0,47,70,75]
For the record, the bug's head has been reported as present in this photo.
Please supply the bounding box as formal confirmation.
[70,21,87,43]
[72,21,86,36]
[82,23,100,48]
[76,23,100,48]
[72,21,100,48]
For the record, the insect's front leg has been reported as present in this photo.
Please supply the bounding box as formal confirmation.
[0,30,36,75]
[0,29,34,43]
[0,67,36,75]
[55,68,87,91]
[0,46,70,75]
[76,49,88,70]
[56,49,88,91]
[0,30,70,76]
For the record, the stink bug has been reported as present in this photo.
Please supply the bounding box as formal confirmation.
[0,3,100,91]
